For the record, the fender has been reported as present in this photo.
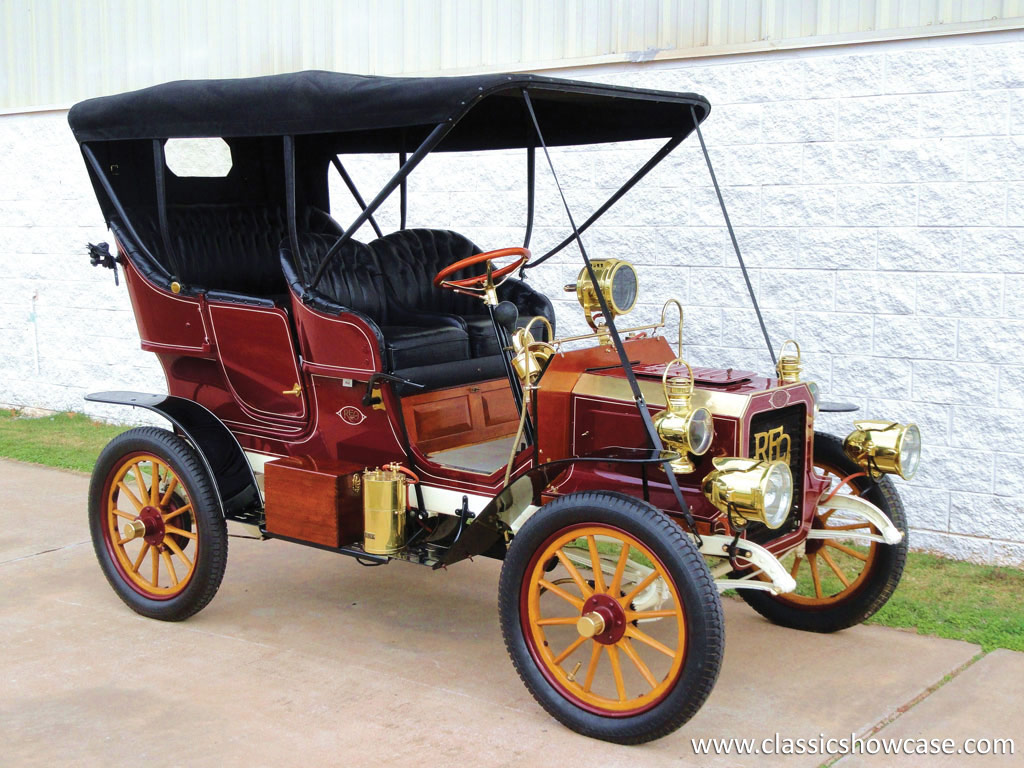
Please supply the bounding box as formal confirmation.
[440,447,676,567]
[85,391,261,523]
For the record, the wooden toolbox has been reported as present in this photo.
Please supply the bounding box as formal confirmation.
[264,456,364,547]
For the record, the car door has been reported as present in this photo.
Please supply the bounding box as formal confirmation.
[207,300,309,422]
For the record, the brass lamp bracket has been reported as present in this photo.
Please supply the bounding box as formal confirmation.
[661,299,684,357]
[546,298,686,354]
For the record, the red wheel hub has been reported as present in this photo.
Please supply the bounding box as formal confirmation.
[581,593,627,645]
[138,506,166,546]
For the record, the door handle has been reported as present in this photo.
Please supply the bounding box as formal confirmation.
[282,383,302,397]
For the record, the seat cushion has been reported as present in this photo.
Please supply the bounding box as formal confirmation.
[393,355,508,394]
[381,325,470,370]
[463,314,549,357]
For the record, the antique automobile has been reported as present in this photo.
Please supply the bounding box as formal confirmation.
[69,71,918,744]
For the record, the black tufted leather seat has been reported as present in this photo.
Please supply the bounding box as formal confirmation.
[370,229,555,355]
[122,205,341,298]
[280,229,555,391]
[280,232,472,372]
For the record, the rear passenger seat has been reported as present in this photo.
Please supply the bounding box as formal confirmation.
[114,204,341,301]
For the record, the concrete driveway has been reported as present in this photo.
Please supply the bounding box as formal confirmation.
[1,459,1020,767]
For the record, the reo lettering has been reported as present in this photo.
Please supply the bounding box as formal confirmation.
[753,426,791,464]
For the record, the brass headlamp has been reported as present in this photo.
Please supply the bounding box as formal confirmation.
[843,420,921,480]
[702,457,794,530]
[652,359,714,474]
[564,259,638,331]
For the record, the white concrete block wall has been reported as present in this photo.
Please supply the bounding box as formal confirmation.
[1,29,1022,564]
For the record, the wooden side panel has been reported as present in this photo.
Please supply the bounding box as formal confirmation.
[264,456,364,547]
[480,387,518,427]
[412,397,474,445]
[402,378,519,454]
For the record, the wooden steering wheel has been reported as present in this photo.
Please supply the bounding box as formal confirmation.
[433,247,530,297]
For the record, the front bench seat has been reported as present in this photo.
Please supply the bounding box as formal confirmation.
[368,229,555,357]
[280,233,471,372]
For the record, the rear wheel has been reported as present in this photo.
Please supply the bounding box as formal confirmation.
[740,432,907,633]
[498,491,723,744]
[88,427,228,621]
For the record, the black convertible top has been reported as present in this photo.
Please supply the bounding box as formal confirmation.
[68,70,710,150]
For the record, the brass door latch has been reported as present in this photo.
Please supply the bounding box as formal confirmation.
[282,383,302,396]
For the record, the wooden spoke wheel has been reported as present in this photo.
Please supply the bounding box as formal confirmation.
[499,492,723,745]
[103,453,198,597]
[89,427,227,621]
[741,432,908,633]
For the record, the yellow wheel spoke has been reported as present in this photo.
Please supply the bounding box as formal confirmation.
[825,522,873,532]
[117,482,143,512]
[162,504,192,523]
[133,463,148,506]
[161,549,178,587]
[582,642,603,692]
[586,536,606,594]
[820,549,850,587]
[150,461,161,505]
[163,536,193,569]
[536,616,579,626]
[789,555,803,579]
[609,542,630,595]
[159,475,179,507]
[626,608,678,621]
[620,569,659,607]
[553,635,587,666]
[826,540,869,561]
[808,554,824,599]
[164,524,196,541]
[607,645,626,702]
[620,638,658,689]
[625,625,676,659]
[150,546,159,587]
[131,542,151,573]
[555,550,593,598]
[112,508,137,520]
[538,579,584,610]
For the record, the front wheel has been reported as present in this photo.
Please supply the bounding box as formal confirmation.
[498,491,723,744]
[740,432,908,633]
[88,427,228,621]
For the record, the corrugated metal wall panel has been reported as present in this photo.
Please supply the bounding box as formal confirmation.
[2,0,1023,110]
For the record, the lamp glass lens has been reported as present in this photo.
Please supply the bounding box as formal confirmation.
[610,265,637,313]
[898,424,921,479]
[762,464,793,528]
[687,408,714,455]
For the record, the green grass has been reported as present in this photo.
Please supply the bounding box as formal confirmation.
[865,551,1024,652]
[0,409,129,473]
[2,409,1022,651]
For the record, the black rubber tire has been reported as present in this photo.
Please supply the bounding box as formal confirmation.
[498,491,724,744]
[88,427,228,621]
[740,432,908,633]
